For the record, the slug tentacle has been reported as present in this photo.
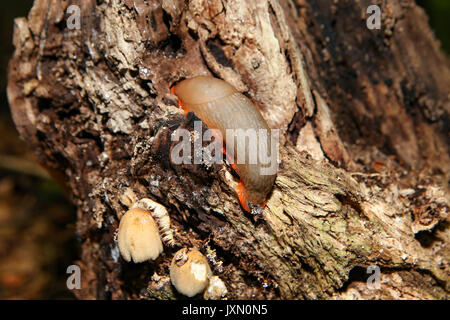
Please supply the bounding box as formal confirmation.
[172,76,277,212]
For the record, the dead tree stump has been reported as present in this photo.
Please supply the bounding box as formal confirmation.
[7,0,449,299]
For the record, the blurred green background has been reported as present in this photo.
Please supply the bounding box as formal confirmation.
[0,0,448,300]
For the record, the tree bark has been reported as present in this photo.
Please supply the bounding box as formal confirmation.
[7,0,449,299]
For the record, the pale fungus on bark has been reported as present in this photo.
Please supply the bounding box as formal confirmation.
[131,198,175,246]
[117,208,163,263]
[118,189,175,246]
[170,248,212,297]
[203,276,228,300]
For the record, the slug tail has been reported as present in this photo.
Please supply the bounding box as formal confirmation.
[236,181,251,212]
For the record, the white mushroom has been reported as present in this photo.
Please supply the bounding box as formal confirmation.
[117,208,163,263]
[203,276,228,300]
[170,248,212,297]
[132,198,175,246]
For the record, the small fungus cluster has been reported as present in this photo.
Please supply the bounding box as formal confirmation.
[116,194,227,299]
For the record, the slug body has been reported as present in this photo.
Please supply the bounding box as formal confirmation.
[172,76,276,212]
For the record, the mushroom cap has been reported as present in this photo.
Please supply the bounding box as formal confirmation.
[170,248,212,297]
[117,208,163,263]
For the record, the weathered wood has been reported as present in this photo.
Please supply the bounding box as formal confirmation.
[7,0,449,299]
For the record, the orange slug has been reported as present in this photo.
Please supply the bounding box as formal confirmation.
[171,76,277,212]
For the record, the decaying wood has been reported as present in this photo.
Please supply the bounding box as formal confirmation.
[7,0,449,299]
